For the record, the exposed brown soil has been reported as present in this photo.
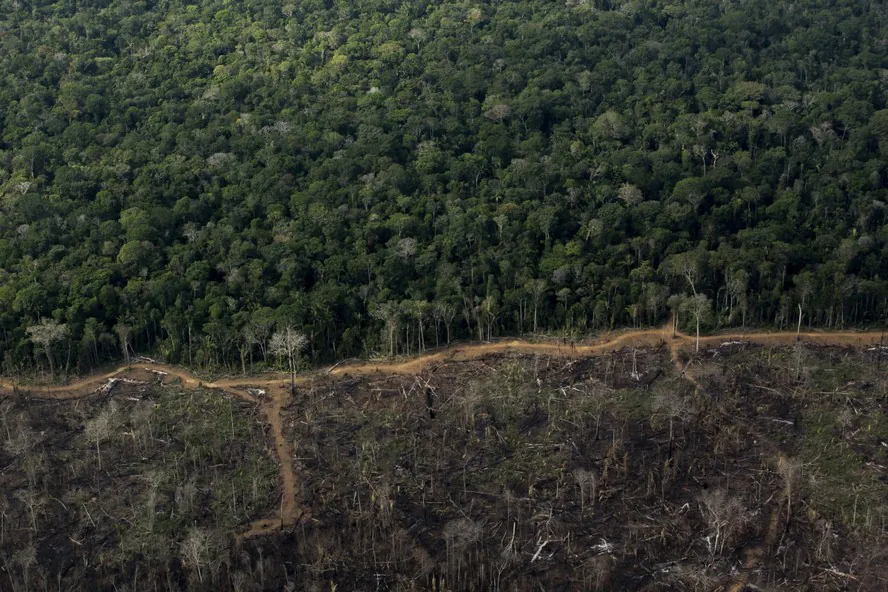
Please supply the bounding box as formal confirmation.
[1,323,885,543]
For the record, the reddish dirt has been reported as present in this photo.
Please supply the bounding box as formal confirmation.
[1,323,883,539]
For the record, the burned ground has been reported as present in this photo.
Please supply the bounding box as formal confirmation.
[0,376,277,591]
[274,344,888,591]
[1,342,887,591]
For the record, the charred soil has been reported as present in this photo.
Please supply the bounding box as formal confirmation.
[1,331,887,590]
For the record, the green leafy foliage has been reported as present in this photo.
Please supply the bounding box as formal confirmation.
[1,1,887,373]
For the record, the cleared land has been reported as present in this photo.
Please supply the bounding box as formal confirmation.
[2,326,887,590]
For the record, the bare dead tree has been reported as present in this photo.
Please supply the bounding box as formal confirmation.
[129,401,153,452]
[527,279,548,333]
[84,407,115,471]
[12,544,36,591]
[0,495,7,545]
[573,468,598,515]
[114,321,132,365]
[248,317,274,362]
[618,182,643,205]
[269,326,307,394]
[14,489,41,532]
[372,302,400,357]
[143,470,164,532]
[26,318,68,379]
[4,413,38,459]
[652,385,692,455]
[698,488,749,557]
[181,527,212,584]
[777,455,802,517]
[668,251,702,297]
[437,302,457,345]
[680,293,712,352]
[443,517,482,580]
[175,477,198,517]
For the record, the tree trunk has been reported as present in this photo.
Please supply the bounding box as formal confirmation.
[669,417,674,453]
[695,316,700,353]
[519,299,525,334]
[45,345,55,380]
[797,304,803,340]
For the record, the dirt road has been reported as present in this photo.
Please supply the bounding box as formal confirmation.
[0,324,883,539]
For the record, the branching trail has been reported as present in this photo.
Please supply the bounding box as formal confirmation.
[0,325,882,539]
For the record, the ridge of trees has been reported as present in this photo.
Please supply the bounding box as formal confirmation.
[1,0,888,376]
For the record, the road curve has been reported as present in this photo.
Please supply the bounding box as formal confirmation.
[1,323,883,539]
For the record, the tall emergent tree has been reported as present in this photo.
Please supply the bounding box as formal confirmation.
[26,319,68,380]
[681,294,713,353]
[270,327,307,394]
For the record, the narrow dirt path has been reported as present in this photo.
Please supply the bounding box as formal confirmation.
[667,334,784,591]
[0,361,254,402]
[727,493,785,592]
[239,385,306,537]
[667,331,698,391]
[0,324,882,538]
[3,325,880,397]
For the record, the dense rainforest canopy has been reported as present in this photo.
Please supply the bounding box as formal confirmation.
[1,0,888,375]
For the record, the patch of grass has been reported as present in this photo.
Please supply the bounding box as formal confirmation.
[798,406,886,526]
[608,387,654,420]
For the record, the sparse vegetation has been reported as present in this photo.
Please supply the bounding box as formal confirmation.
[272,343,887,590]
[1,331,887,590]
[0,378,276,591]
